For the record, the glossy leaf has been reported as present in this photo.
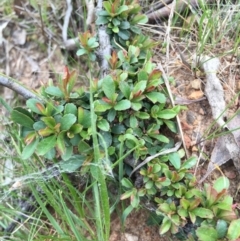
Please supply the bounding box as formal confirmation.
[36,135,57,156]
[119,81,131,99]
[45,86,64,98]
[216,220,228,239]
[11,108,34,128]
[59,155,85,173]
[60,114,76,131]
[213,177,230,192]
[146,92,166,104]
[158,109,177,119]
[181,156,197,170]
[196,226,218,241]
[121,178,133,188]
[97,119,110,131]
[21,137,39,159]
[227,219,240,240]
[41,117,56,129]
[168,152,181,169]
[102,76,115,100]
[159,217,171,235]
[56,132,66,155]
[64,103,77,115]
[114,99,131,110]
[192,208,214,219]
[26,99,45,114]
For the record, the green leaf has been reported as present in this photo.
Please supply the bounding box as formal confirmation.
[64,103,77,115]
[132,81,147,95]
[119,81,131,99]
[112,25,119,33]
[111,124,126,134]
[76,48,87,56]
[117,5,128,15]
[213,177,230,192]
[87,37,99,48]
[131,193,140,208]
[196,226,218,241]
[60,114,76,131]
[216,196,233,211]
[21,137,39,159]
[131,14,148,24]
[130,115,138,128]
[121,205,134,224]
[36,135,57,156]
[11,108,34,128]
[78,108,91,128]
[114,99,131,110]
[102,75,115,100]
[41,116,56,129]
[94,100,112,112]
[103,1,112,14]
[112,18,120,26]
[96,16,109,25]
[56,132,66,155]
[159,203,171,213]
[131,102,142,111]
[168,152,181,169]
[120,20,130,29]
[145,92,166,104]
[33,121,46,131]
[26,98,45,114]
[181,156,197,170]
[164,120,177,133]
[192,208,214,219]
[138,71,148,81]
[118,30,130,40]
[120,190,133,200]
[135,111,150,120]
[158,109,177,119]
[107,109,116,122]
[78,140,92,154]
[97,119,110,131]
[216,220,228,239]
[99,131,112,148]
[159,217,171,235]
[121,178,133,188]
[45,86,64,98]
[150,134,169,143]
[62,145,73,161]
[227,219,240,240]
[59,155,85,173]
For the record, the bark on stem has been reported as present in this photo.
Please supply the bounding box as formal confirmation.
[0,74,39,100]
[96,0,111,78]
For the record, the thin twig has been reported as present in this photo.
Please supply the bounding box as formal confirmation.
[62,0,73,44]
[0,74,39,100]
[158,63,189,158]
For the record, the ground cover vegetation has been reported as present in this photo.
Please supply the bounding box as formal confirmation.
[0,0,240,240]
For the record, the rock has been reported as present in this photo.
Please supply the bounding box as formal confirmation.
[186,111,196,124]
[123,233,139,241]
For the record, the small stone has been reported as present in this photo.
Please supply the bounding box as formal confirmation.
[186,111,196,124]
[188,90,204,100]
[124,233,138,241]
[191,79,202,89]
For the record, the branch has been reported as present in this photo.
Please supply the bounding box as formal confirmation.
[62,0,73,45]
[146,0,202,21]
[96,0,111,78]
[0,74,39,100]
